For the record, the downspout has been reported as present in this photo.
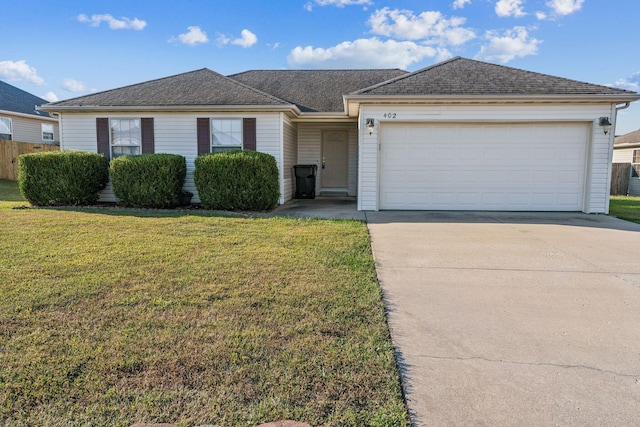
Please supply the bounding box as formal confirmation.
[604,102,632,213]
[614,102,631,135]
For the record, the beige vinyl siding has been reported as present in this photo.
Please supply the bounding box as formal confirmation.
[1,112,59,144]
[297,122,358,196]
[612,146,637,163]
[58,112,283,204]
[358,103,616,213]
[282,115,298,202]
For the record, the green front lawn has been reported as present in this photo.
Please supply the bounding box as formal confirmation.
[0,180,408,426]
[0,179,26,208]
[609,195,640,224]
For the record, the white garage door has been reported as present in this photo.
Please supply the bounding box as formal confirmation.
[380,122,588,211]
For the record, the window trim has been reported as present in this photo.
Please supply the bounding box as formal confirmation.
[633,149,640,164]
[109,117,141,158]
[41,123,54,141]
[0,117,12,140]
[210,117,243,153]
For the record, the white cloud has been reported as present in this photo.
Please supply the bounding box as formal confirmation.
[452,0,471,9]
[306,0,372,10]
[61,78,88,92]
[368,8,476,46]
[231,29,258,48]
[171,26,209,46]
[546,0,584,16]
[535,11,548,20]
[217,29,258,48]
[77,13,146,30]
[495,0,526,17]
[475,26,541,63]
[0,60,44,85]
[288,37,440,69]
[42,92,59,103]
[612,72,640,92]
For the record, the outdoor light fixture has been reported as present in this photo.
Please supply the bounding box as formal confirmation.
[366,118,375,134]
[599,117,612,135]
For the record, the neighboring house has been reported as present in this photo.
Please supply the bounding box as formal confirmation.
[0,80,59,144]
[40,57,638,213]
[612,129,640,195]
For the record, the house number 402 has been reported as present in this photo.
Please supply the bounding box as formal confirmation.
[383,112,397,118]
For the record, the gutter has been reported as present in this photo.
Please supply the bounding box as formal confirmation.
[0,109,58,122]
[38,104,302,116]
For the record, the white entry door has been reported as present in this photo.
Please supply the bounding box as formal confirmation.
[321,130,348,189]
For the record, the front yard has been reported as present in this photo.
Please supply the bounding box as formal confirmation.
[0,180,408,426]
[609,195,640,224]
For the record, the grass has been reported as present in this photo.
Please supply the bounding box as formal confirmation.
[609,195,640,224]
[0,179,408,427]
[0,179,26,207]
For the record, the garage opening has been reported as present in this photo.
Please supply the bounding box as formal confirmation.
[379,122,588,211]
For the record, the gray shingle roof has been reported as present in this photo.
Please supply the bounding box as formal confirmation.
[0,80,51,117]
[614,129,640,146]
[47,69,290,107]
[229,69,408,112]
[354,57,637,97]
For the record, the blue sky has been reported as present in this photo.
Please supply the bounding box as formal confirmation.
[3,0,639,134]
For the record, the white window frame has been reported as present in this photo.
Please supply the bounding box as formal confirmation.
[0,117,12,140]
[211,118,243,153]
[109,118,141,158]
[42,123,54,141]
[632,149,640,178]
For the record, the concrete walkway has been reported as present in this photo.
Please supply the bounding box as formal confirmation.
[269,198,365,220]
[366,211,640,427]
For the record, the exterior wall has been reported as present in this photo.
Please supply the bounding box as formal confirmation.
[612,146,637,163]
[297,122,358,196]
[630,178,640,196]
[282,115,298,202]
[58,111,284,203]
[358,103,617,213]
[0,112,59,144]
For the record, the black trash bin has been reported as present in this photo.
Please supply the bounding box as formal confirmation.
[294,164,318,199]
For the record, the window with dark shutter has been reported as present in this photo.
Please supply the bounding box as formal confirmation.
[197,118,211,156]
[141,118,155,154]
[243,118,256,151]
[96,118,110,159]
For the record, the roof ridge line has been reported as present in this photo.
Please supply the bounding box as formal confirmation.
[352,57,463,95]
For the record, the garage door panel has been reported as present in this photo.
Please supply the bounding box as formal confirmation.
[380,123,587,211]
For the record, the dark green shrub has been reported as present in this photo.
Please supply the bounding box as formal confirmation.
[110,154,187,208]
[18,151,109,206]
[194,150,279,211]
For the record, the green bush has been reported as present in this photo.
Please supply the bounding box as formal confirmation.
[194,150,279,211]
[110,154,187,208]
[18,151,109,206]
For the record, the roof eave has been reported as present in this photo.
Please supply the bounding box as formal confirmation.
[292,111,354,123]
[0,109,58,121]
[39,104,302,115]
[344,94,640,116]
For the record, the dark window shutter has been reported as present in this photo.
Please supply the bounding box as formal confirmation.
[243,118,256,151]
[141,118,154,154]
[197,118,210,156]
[96,118,110,159]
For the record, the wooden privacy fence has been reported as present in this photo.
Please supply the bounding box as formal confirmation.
[0,139,59,181]
[610,163,630,196]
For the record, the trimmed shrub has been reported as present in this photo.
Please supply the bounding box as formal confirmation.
[18,151,109,206]
[194,150,279,211]
[110,153,187,208]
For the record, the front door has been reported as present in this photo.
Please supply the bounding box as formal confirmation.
[321,130,348,189]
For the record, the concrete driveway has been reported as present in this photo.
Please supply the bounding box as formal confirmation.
[366,211,640,427]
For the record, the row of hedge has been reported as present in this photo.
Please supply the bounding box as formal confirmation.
[17,150,280,211]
